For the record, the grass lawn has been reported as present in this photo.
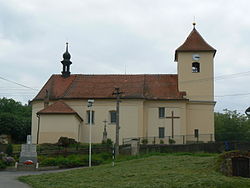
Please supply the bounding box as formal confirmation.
[19,153,250,188]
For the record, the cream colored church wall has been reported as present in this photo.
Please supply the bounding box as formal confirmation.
[177,52,214,101]
[186,102,215,141]
[38,114,80,143]
[144,101,187,144]
[31,101,46,144]
[52,99,144,144]
[32,99,214,144]
[31,99,143,144]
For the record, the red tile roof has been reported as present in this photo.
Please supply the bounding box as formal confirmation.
[33,74,186,101]
[175,27,216,61]
[37,100,83,121]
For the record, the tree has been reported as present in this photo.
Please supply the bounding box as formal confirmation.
[0,98,31,143]
[215,109,250,141]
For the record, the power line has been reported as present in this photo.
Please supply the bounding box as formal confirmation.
[0,76,38,91]
[215,92,250,97]
[1,70,250,97]
[180,70,250,84]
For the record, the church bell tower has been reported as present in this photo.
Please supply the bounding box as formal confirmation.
[175,23,216,102]
[61,42,72,78]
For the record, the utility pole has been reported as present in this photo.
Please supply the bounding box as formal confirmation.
[112,88,123,157]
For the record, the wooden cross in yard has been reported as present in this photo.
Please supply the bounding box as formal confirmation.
[166,111,180,138]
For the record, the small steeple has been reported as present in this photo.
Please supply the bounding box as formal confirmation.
[174,24,216,61]
[61,42,72,78]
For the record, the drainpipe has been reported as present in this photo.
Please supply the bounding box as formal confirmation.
[36,114,40,144]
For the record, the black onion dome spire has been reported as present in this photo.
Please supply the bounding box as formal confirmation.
[61,42,72,78]
[63,42,71,60]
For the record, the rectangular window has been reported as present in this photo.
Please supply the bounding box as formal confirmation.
[87,110,95,124]
[159,107,165,118]
[194,129,199,138]
[159,127,165,138]
[110,111,116,124]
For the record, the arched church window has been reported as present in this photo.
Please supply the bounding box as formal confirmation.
[192,62,200,73]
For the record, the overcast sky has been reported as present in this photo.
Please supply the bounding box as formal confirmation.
[0,0,250,114]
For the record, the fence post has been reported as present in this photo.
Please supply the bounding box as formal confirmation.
[183,135,185,144]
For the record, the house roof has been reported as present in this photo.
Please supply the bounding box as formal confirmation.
[33,74,186,101]
[175,27,216,61]
[37,100,83,121]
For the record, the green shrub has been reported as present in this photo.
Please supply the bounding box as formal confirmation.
[57,137,70,148]
[40,157,58,166]
[6,144,13,156]
[98,153,112,161]
[141,139,148,145]
[91,155,104,165]
[39,153,107,168]
[106,139,113,146]
[160,140,164,144]
[169,138,176,145]
[2,156,15,166]
[0,160,6,170]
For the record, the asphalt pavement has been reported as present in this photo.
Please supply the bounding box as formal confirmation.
[0,167,85,188]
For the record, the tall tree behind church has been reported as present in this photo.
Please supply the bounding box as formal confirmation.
[0,98,31,143]
[215,109,250,141]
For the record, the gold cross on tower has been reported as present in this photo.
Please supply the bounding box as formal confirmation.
[165,111,180,138]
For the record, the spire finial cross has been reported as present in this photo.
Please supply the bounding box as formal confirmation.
[66,42,69,52]
[192,16,196,28]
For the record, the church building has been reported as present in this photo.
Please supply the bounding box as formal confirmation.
[31,23,216,145]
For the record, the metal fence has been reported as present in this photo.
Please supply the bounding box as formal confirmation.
[122,134,214,145]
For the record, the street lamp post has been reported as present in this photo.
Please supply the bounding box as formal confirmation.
[87,99,94,167]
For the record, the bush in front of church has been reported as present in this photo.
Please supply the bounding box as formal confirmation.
[101,138,113,146]
[57,137,77,149]
[0,160,6,170]
[38,153,112,168]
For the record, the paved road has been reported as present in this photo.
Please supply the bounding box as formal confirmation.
[0,171,34,188]
[0,167,85,188]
